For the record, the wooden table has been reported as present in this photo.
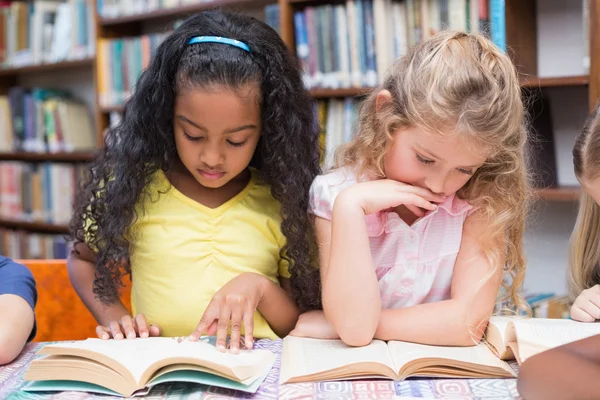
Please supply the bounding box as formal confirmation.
[0,339,522,399]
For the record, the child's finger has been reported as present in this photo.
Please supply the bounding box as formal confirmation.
[405,204,425,217]
[243,303,255,349]
[120,315,137,339]
[135,314,149,338]
[96,325,111,340]
[206,320,218,336]
[229,306,244,354]
[579,301,600,320]
[216,303,232,352]
[149,324,162,337]
[571,306,595,322]
[189,302,218,341]
[109,320,124,340]
[392,181,445,202]
[587,291,600,310]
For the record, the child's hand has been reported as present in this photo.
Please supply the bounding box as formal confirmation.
[571,285,600,322]
[96,314,162,340]
[188,272,267,354]
[338,179,446,217]
[290,310,340,339]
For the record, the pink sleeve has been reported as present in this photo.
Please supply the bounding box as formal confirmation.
[309,175,335,220]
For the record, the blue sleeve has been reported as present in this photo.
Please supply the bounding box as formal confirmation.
[0,256,37,341]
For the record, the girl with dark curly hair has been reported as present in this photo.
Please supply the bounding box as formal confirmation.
[68,10,320,353]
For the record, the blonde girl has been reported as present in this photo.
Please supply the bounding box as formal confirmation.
[291,31,530,346]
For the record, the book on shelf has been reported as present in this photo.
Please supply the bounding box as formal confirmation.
[293,0,495,90]
[97,32,168,109]
[524,292,570,319]
[0,0,94,68]
[0,87,95,153]
[313,97,360,168]
[0,229,67,260]
[279,316,600,384]
[0,161,86,225]
[23,336,276,397]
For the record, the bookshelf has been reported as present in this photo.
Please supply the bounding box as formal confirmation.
[536,186,581,202]
[0,58,96,77]
[310,76,591,99]
[520,75,590,88]
[0,0,598,260]
[0,152,95,163]
[0,219,69,235]
[99,0,275,25]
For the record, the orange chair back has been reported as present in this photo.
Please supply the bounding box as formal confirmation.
[18,259,131,342]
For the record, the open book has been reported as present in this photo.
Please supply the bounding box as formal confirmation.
[279,336,516,384]
[485,316,600,364]
[23,337,276,397]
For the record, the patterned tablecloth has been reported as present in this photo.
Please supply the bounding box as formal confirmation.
[0,339,521,399]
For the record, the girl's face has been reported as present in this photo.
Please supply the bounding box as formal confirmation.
[384,125,487,197]
[173,85,261,189]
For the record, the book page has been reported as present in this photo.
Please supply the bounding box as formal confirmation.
[387,341,515,378]
[512,318,600,362]
[485,316,525,359]
[279,337,395,384]
[40,337,274,385]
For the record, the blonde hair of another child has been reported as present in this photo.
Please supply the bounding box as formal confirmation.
[335,30,531,312]
[569,104,600,301]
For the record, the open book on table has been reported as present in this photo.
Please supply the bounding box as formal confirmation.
[280,316,600,384]
[23,336,276,397]
[279,336,516,384]
[485,316,600,364]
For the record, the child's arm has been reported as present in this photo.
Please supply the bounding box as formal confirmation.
[319,181,443,346]
[317,206,382,346]
[267,277,302,336]
[0,259,36,365]
[69,245,160,339]
[68,243,130,325]
[68,243,162,339]
[373,212,503,346]
[0,294,34,365]
[517,335,600,400]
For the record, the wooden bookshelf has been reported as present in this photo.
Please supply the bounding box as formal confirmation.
[99,0,275,26]
[520,75,590,88]
[535,186,581,202]
[310,87,374,98]
[100,105,125,114]
[308,77,590,99]
[307,77,590,101]
[0,219,69,234]
[0,58,95,77]
[0,152,95,163]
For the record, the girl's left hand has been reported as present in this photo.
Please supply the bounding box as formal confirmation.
[188,272,267,353]
[290,310,340,339]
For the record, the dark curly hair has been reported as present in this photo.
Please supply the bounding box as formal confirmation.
[70,10,322,310]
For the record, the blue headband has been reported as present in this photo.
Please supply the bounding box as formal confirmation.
[187,36,251,52]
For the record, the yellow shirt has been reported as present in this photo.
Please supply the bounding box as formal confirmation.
[129,168,289,339]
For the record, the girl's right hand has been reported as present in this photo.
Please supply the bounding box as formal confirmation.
[337,179,446,217]
[96,314,162,339]
[570,285,600,322]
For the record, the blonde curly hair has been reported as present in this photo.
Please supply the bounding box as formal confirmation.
[335,31,531,312]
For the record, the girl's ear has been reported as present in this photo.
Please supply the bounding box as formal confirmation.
[375,89,393,113]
